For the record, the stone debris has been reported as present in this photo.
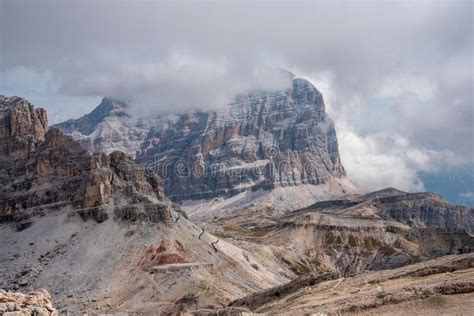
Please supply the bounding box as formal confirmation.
[0,289,58,315]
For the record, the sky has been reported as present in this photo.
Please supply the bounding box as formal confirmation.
[0,0,473,204]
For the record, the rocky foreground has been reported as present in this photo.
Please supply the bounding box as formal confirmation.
[0,289,57,315]
[221,253,474,315]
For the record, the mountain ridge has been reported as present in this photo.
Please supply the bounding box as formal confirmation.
[54,77,358,205]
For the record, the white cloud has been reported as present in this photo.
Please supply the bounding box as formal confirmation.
[299,72,466,193]
[337,129,425,192]
[460,192,474,201]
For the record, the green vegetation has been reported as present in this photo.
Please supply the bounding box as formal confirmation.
[348,234,357,247]
[325,231,335,245]
[363,237,396,256]
[222,225,271,237]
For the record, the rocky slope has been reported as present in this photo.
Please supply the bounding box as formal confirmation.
[218,253,474,315]
[54,76,358,205]
[203,188,473,277]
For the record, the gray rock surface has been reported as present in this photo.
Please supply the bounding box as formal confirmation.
[137,78,347,201]
[55,77,350,202]
[0,96,173,227]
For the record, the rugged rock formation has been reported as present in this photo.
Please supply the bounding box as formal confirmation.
[137,77,348,201]
[299,188,474,233]
[0,289,57,315]
[54,77,356,203]
[207,188,473,276]
[0,96,172,227]
[0,95,47,159]
[0,96,292,313]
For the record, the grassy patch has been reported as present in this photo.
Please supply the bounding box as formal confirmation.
[222,225,271,237]
[348,234,357,247]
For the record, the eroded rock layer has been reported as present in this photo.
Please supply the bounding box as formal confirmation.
[54,77,352,202]
[0,96,172,228]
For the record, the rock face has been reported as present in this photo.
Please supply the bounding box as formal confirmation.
[137,78,347,201]
[0,95,47,159]
[306,188,474,233]
[55,77,353,202]
[0,96,172,227]
[0,289,57,315]
[208,187,473,277]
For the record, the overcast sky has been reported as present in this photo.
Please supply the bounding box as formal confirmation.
[0,0,472,196]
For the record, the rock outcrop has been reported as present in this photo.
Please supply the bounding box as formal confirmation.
[137,77,348,201]
[207,188,473,276]
[0,96,173,227]
[0,289,57,315]
[55,76,355,203]
[0,95,47,159]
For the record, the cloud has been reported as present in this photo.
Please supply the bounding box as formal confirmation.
[459,192,474,201]
[336,127,463,192]
[55,51,291,113]
[300,70,467,193]
[0,0,472,191]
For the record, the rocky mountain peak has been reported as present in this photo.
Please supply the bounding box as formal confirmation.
[54,77,357,205]
[90,97,129,120]
[55,97,129,136]
[137,76,351,202]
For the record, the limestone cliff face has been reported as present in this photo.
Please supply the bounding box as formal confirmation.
[135,78,348,201]
[55,77,352,202]
[0,95,47,159]
[0,96,171,227]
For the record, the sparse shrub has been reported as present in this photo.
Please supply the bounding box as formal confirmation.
[348,234,357,247]
[325,231,335,245]
[251,263,259,270]
[379,244,396,256]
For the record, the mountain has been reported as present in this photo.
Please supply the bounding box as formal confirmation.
[54,97,164,157]
[1,95,473,314]
[0,96,294,314]
[203,187,473,277]
[55,77,359,208]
